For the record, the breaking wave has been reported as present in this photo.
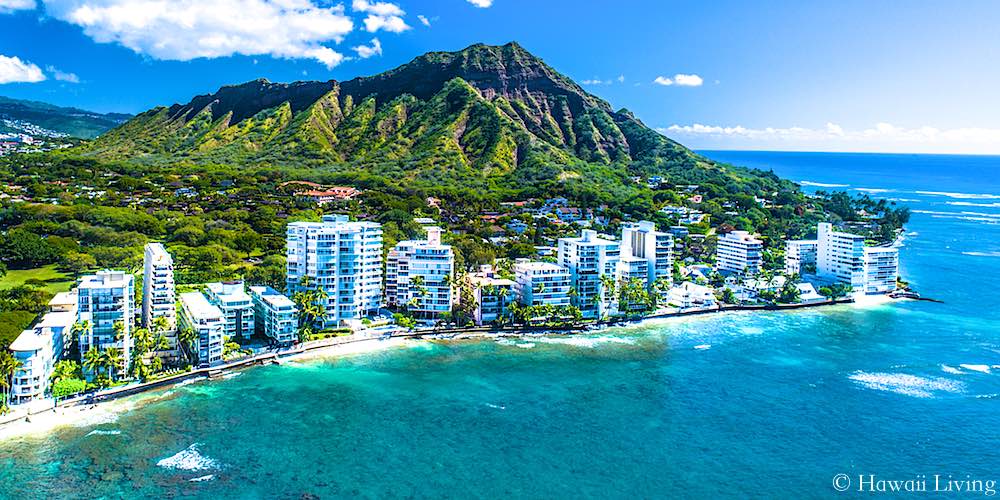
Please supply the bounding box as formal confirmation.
[848,371,964,398]
[157,444,222,472]
[534,335,636,348]
[915,191,1000,200]
[800,180,848,188]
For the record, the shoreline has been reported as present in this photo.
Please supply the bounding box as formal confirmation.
[0,295,913,442]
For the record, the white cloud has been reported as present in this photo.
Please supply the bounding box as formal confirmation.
[352,38,382,58]
[659,122,1000,154]
[617,74,625,83]
[466,0,492,7]
[0,54,45,84]
[417,14,429,26]
[38,0,353,68]
[654,73,702,87]
[45,65,80,83]
[352,0,409,33]
[0,0,34,13]
[581,78,606,85]
[673,73,703,86]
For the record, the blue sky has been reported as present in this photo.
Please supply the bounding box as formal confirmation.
[1,0,998,153]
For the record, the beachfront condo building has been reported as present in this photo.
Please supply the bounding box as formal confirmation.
[465,265,516,326]
[286,215,383,328]
[249,285,299,344]
[385,227,455,319]
[785,239,818,276]
[815,222,866,290]
[513,260,572,308]
[8,310,74,405]
[620,220,674,294]
[206,281,255,340]
[667,282,718,309]
[716,231,764,275]
[863,246,900,294]
[142,242,177,346]
[179,292,225,367]
[803,222,900,295]
[76,270,135,373]
[46,290,77,357]
[558,229,621,319]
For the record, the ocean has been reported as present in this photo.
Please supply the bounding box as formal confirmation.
[3,151,1000,498]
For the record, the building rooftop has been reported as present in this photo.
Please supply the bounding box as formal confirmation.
[206,281,251,301]
[79,270,133,289]
[36,311,76,329]
[48,291,78,309]
[248,286,296,308]
[180,292,224,320]
[10,329,49,352]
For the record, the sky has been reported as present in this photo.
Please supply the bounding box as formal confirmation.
[1,0,999,154]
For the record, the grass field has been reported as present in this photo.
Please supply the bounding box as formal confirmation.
[0,265,75,294]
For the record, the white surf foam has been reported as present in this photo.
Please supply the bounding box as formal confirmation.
[534,335,636,348]
[941,364,963,375]
[485,403,506,410]
[800,180,848,188]
[189,474,215,482]
[848,371,964,398]
[916,191,1000,200]
[86,429,121,436]
[157,444,221,472]
[222,372,242,379]
[959,364,991,374]
[962,251,1000,258]
[515,342,535,349]
[694,344,712,350]
[948,201,1000,208]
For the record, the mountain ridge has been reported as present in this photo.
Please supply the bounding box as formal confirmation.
[80,42,755,194]
[0,96,131,139]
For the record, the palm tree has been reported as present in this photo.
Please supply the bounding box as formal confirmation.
[0,352,22,413]
[102,348,124,382]
[83,347,103,378]
[178,327,198,365]
[50,360,81,385]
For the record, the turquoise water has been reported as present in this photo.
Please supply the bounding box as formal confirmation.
[3,151,1000,498]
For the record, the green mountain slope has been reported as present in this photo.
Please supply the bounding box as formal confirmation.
[79,42,768,192]
[0,96,131,139]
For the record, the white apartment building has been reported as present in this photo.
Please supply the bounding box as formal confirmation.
[286,215,383,328]
[386,227,454,318]
[863,246,899,294]
[9,328,55,405]
[809,222,900,295]
[249,285,299,344]
[206,281,255,339]
[47,291,77,357]
[557,229,620,319]
[77,270,135,372]
[668,282,718,309]
[466,265,516,326]
[816,222,866,290]
[142,242,177,345]
[513,261,572,307]
[8,310,74,404]
[716,231,763,275]
[621,220,674,293]
[179,292,225,368]
[785,239,818,276]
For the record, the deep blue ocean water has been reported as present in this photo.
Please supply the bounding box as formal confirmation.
[2,151,1000,498]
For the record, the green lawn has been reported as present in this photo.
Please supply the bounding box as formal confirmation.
[0,265,75,294]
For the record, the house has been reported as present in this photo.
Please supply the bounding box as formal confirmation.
[668,282,717,309]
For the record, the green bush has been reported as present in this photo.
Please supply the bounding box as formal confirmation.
[52,378,86,398]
